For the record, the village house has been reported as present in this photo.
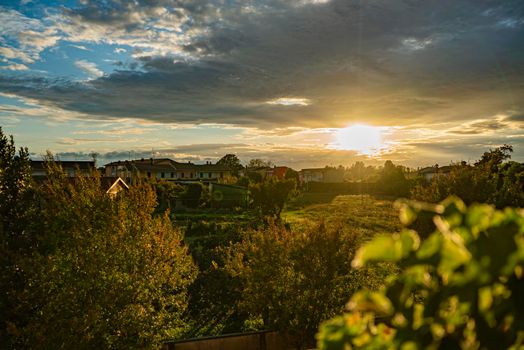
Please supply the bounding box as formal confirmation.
[417,165,453,181]
[299,167,345,184]
[101,177,130,198]
[244,166,290,181]
[30,160,95,177]
[104,158,232,183]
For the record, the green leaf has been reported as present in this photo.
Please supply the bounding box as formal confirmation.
[347,291,394,316]
[353,231,419,268]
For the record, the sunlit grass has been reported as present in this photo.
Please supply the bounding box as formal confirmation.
[283,195,401,235]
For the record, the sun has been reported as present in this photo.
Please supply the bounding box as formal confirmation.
[333,124,385,155]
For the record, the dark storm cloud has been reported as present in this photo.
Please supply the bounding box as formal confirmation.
[506,112,524,123]
[1,0,524,128]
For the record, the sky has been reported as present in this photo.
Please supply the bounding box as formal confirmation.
[1,0,524,169]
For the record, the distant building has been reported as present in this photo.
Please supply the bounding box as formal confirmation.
[245,166,290,180]
[104,158,232,183]
[299,167,345,183]
[101,177,130,198]
[30,160,95,177]
[417,165,453,181]
[266,166,289,179]
[32,174,129,198]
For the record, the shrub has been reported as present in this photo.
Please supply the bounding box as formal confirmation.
[226,222,392,349]
[249,179,296,218]
[181,182,204,208]
[317,197,524,350]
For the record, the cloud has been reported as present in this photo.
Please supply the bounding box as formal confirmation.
[266,97,311,106]
[0,0,524,131]
[70,44,91,51]
[73,127,150,136]
[74,60,104,78]
[1,62,29,71]
[0,8,61,64]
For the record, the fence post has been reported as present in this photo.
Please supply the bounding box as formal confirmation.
[259,332,267,350]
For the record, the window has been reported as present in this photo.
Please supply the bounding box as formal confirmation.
[171,172,174,178]
[147,171,151,178]
[181,172,184,178]
[209,172,212,178]
[190,173,193,178]
[161,172,165,178]
[200,172,203,178]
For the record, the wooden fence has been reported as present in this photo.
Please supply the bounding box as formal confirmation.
[164,331,295,350]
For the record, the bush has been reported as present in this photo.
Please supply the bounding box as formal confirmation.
[225,221,393,349]
[317,197,524,350]
[249,179,296,218]
[181,182,205,208]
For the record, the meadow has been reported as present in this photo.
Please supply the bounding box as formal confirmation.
[283,194,402,235]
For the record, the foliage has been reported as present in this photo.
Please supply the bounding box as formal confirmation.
[1,146,197,348]
[285,168,300,181]
[184,221,250,337]
[475,144,513,171]
[0,127,38,345]
[180,182,205,208]
[346,161,380,182]
[236,175,251,187]
[225,221,392,349]
[247,158,273,168]
[317,196,524,350]
[150,179,185,213]
[376,160,412,197]
[412,145,524,208]
[216,154,243,176]
[246,170,264,183]
[249,178,296,218]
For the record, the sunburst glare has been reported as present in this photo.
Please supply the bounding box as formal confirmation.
[332,124,388,155]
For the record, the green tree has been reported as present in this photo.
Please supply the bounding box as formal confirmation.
[225,222,390,349]
[0,127,38,346]
[317,197,524,350]
[181,182,204,208]
[247,158,273,168]
[496,161,524,207]
[249,179,296,218]
[217,154,243,176]
[4,156,197,348]
[150,179,185,213]
[285,168,299,181]
[411,145,519,208]
[475,144,513,172]
[376,161,411,197]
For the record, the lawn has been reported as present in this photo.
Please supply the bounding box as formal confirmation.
[283,194,402,236]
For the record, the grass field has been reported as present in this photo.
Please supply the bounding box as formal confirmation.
[282,194,402,236]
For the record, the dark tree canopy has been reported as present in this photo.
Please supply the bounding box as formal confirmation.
[217,154,243,175]
[247,158,273,168]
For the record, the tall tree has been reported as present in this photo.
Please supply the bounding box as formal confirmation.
[1,145,197,348]
[247,158,273,168]
[249,179,296,218]
[0,127,37,346]
[217,154,243,175]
